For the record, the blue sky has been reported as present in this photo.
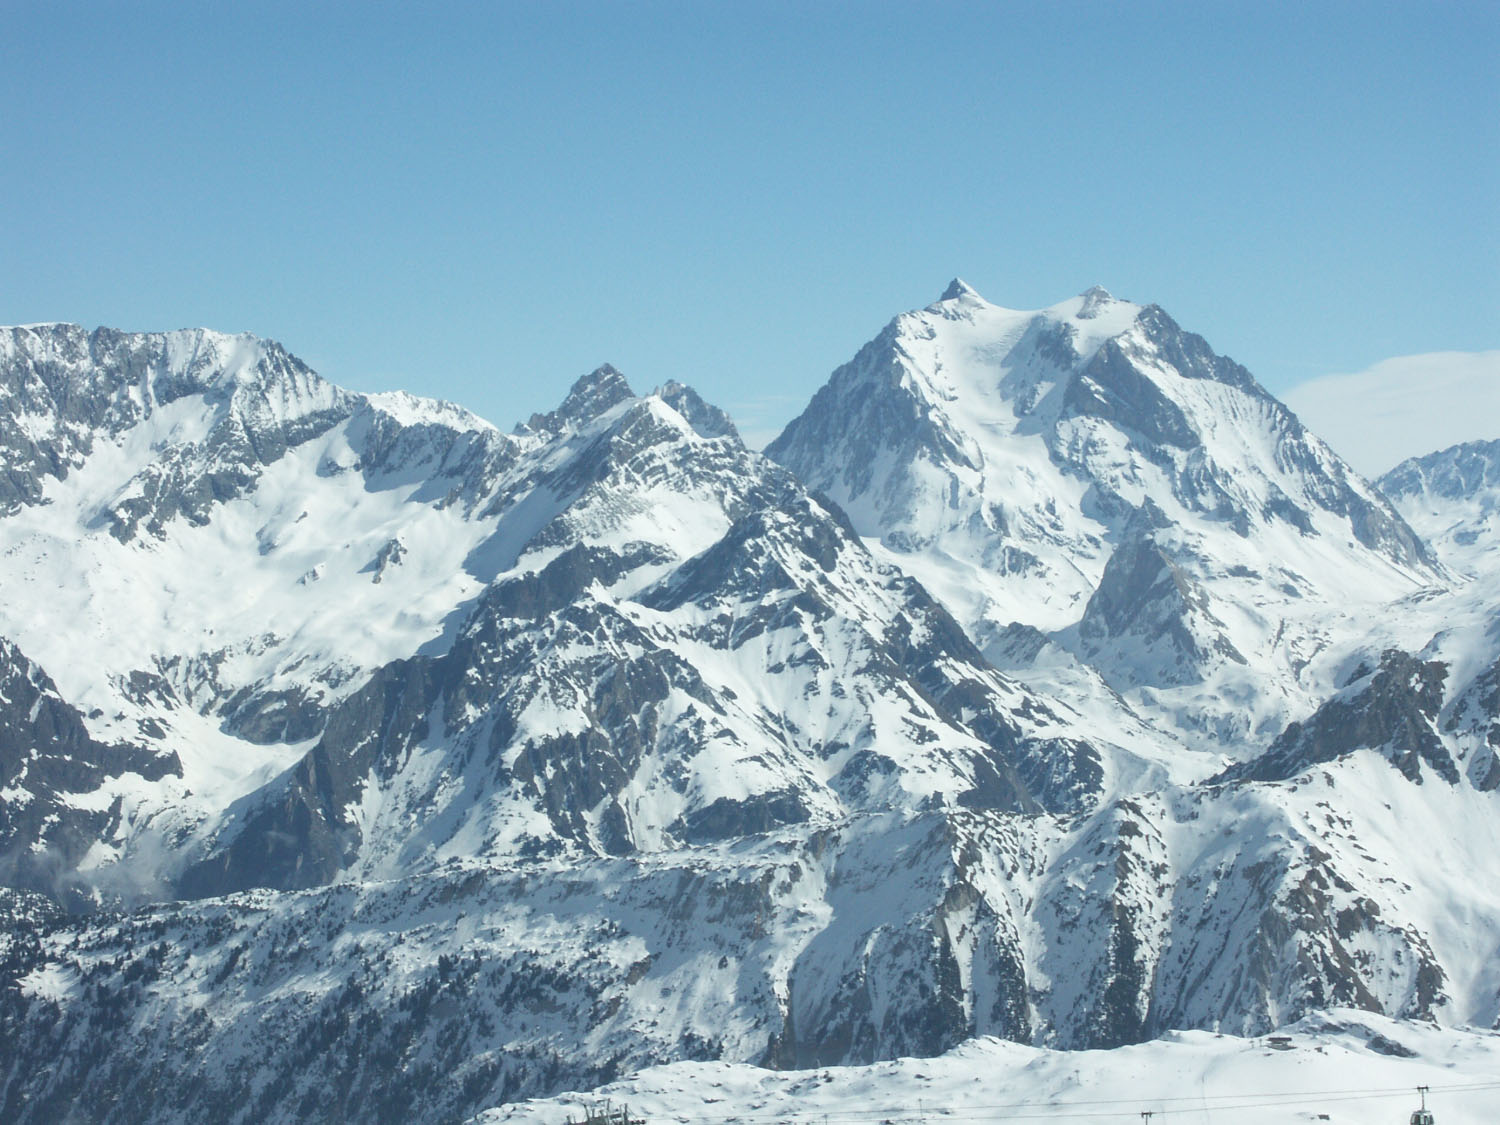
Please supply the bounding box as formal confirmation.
[3,1,1496,453]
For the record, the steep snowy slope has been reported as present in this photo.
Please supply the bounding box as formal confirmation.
[768,282,1441,753]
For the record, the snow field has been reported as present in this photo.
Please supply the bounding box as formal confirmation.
[473,1012,1500,1123]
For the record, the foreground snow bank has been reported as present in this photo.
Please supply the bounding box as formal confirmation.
[473,1012,1500,1123]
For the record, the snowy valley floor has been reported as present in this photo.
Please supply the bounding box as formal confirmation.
[473,1012,1500,1124]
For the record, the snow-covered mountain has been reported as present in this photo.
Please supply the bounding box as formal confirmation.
[768,281,1441,751]
[0,311,1497,1125]
[0,323,1128,908]
[175,366,1126,899]
[0,323,521,902]
[1380,438,1500,579]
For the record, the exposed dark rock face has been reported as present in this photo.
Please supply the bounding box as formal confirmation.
[353,400,517,511]
[368,536,407,582]
[656,379,740,441]
[1445,657,1500,791]
[1148,824,1449,1037]
[765,319,981,512]
[177,655,442,898]
[1218,650,1458,785]
[1062,334,1199,451]
[1076,507,1245,689]
[521,364,636,435]
[0,638,179,908]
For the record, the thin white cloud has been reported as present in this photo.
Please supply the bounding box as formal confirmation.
[1283,351,1500,479]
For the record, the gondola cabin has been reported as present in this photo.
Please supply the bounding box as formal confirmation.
[1410,1084,1435,1124]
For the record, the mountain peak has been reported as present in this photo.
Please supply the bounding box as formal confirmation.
[655,380,741,442]
[527,364,636,433]
[1077,285,1115,319]
[939,278,983,303]
[575,362,630,392]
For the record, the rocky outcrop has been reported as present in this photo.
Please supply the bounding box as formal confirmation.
[1076,504,1245,689]
[1445,657,1500,791]
[1218,650,1458,785]
[0,638,179,908]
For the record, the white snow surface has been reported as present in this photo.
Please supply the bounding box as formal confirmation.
[474,1011,1500,1124]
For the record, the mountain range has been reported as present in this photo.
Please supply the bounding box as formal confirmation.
[0,287,1495,1123]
